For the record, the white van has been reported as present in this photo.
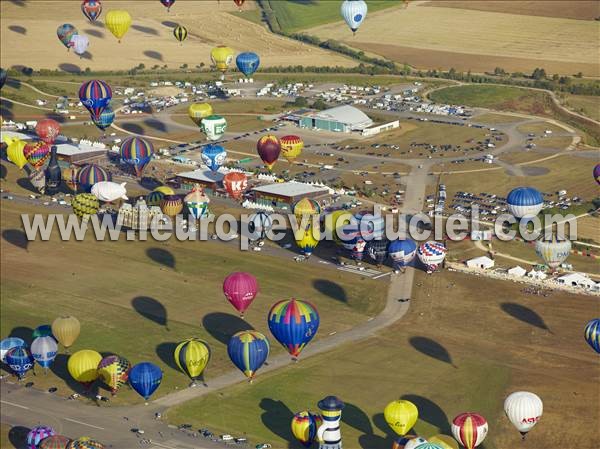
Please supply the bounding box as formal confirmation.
[221,435,234,441]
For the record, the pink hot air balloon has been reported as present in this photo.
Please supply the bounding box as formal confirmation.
[223,272,259,317]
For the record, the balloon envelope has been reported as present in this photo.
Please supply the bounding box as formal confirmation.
[82,0,102,22]
[291,411,323,447]
[594,163,600,185]
[417,241,447,272]
[211,46,235,73]
[77,163,111,192]
[57,24,78,49]
[236,52,260,77]
[23,141,50,170]
[201,115,227,141]
[68,349,102,385]
[504,391,543,435]
[507,187,543,219]
[188,103,213,126]
[51,316,81,348]
[584,318,600,354]
[451,413,488,449]
[173,25,187,42]
[174,338,211,381]
[129,362,163,400]
[79,79,112,121]
[160,194,183,217]
[384,400,418,436]
[280,135,303,163]
[256,135,281,169]
[70,34,90,56]
[31,336,58,369]
[93,105,115,131]
[223,272,259,315]
[91,181,128,202]
[4,136,28,169]
[0,68,7,89]
[6,346,34,378]
[72,193,100,219]
[535,236,571,269]
[0,337,25,363]
[227,330,269,379]
[201,144,226,172]
[267,299,319,358]
[39,435,72,449]
[27,426,56,449]
[35,119,61,145]
[184,185,210,219]
[223,172,248,200]
[248,211,272,241]
[97,354,131,393]
[341,0,367,33]
[120,136,154,177]
[105,10,132,41]
[388,238,417,268]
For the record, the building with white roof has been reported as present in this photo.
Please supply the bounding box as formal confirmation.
[173,169,224,194]
[508,266,527,277]
[252,182,331,209]
[297,105,373,132]
[556,273,597,290]
[466,256,495,270]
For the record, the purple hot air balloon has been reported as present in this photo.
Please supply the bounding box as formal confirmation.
[594,163,600,185]
[256,135,281,170]
[79,79,112,121]
[223,272,259,317]
[27,425,55,449]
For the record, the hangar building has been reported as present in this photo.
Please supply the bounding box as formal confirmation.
[252,182,331,209]
[297,105,373,132]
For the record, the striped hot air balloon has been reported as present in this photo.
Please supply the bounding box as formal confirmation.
[227,330,269,380]
[68,437,104,449]
[6,346,34,378]
[27,426,55,449]
[77,164,111,192]
[39,435,72,449]
[161,194,183,218]
[280,135,303,163]
[145,190,165,207]
[0,337,25,363]
[174,338,211,383]
[93,105,115,132]
[173,25,187,43]
[451,413,488,449]
[79,80,112,120]
[120,136,154,177]
[584,318,600,354]
[97,355,131,394]
[291,411,323,447]
[267,298,319,359]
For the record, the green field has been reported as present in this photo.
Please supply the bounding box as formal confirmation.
[563,94,600,122]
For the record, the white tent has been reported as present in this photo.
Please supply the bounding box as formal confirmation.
[466,256,495,270]
[527,270,548,280]
[557,273,597,289]
[508,266,527,277]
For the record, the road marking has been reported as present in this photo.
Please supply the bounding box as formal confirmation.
[0,400,30,410]
[372,272,392,280]
[64,417,105,430]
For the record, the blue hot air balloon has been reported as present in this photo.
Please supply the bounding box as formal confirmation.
[31,336,58,370]
[93,104,115,132]
[79,79,112,121]
[129,362,162,401]
[236,52,260,78]
[268,299,320,360]
[388,238,417,270]
[341,0,368,34]
[507,187,544,220]
[201,144,227,172]
[0,337,25,363]
[227,331,270,380]
[5,346,34,378]
[338,225,367,261]
[584,318,600,354]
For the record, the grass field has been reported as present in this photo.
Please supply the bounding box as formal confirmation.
[472,113,522,125]
[167,269,600,449]
[562,94,600,122]
[516,122,568,135]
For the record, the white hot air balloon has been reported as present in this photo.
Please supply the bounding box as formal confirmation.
[417,241,448,273]
[30,336,58,371]
[91,181,128,202]
[404,437,428,449]
[341,0,368,34]
[70,34,90,56]
[504,391,543,438]
[535,236,571,270]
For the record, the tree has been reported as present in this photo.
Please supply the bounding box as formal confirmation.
[293,96,308,108]
[312,99,328,110]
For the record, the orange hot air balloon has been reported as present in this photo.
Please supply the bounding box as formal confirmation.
[35,119,61,145]
[223,172,248,200]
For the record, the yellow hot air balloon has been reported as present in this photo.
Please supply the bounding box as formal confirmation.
[174,338,211,383]
[188,103,213,127]
[430,434,459,449]
[67,349,102,386]
[280,135,304,163]
[296,226,320,258]
[154,185,174,195]
[325,210,353,242]
[384,400,418,436]
[211,46,234,74]
[51,316,81,350]
[105,10,131,42]
[3,136,28,169]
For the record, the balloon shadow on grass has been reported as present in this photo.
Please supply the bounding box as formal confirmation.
[501,302,551,331]
[80,51,93,60]
[202,312,253,345]
[155,342,179,371]
[8,426,30,449]
[58,63,82,74]
[409,336,456,367]
[8,25,27,35]
[0,163,7,179]
[400,394,451,435]
[313,279,347,303]
[6,326,33,345]
[143,50,163,61]
[16,177,39,194]
[343,402,373,434]
[0,107,14,120]
[2,229,29,251]
[161,21,178,28]
[121,123,145,135]
[132,296,169,330]
[363,413,396,448]
[146,247,175,269]
[8,0,27,7]
[6,78,21,89]
[259,398,302,448]
[50,353,100,398]
[132,24,159,36]
[144,118,168,133]
[84,29,104,38]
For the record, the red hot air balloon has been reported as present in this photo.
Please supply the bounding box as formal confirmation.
[233,0,246,10]
[223,172,248,200]
[35,119,61,145]
[223,272,259,317]
[257,135,281,170]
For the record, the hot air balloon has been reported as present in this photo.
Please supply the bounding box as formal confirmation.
[32,325,53,339]
[507,187,543,220]
[0,68,7,89]
[429,435,459,449]
[23,141,50,170]
[174,338,210,384]
[161,194,183,218]
[354,211,385,239]
[79,79,112,120]
[257,135,281,170]
[291,411,323,447]
[223,172,248,200]
[91,181,127,202]
[535,235,571,270]
[267,298,319,359]
[105,10,131,42]
[504,392,543,439]
[248,211,272,241]
[451,413,488,449]
[201,115,227,141]
[51,316,80,350]
[236,52,260,78]
[6,346,34,378]
[71,193,100,219]
[31,336,58,371]
[325,210,353,242]
[223,272,259,316]
[70,34,90,57]
[211,46,235,76]
[97,354,131,394]
[68,437,104,449]
[57,24,78,50]
[173,25,187,43]
[27,426,55,449]
[129,362,162,401]
[393,437,428,449]
[0,337,25,363]
[35,119,61,145]
[417,241,447,273]
[233,0,246,11]
[594,164,600,185]
[93,104,115,133]
[389,238,417,271]
[338,225,367,261]
[188,103,213,126]
[146,190,165,207]
[82,0,102,22]
[297,227,320,257]
[294,198,321,227]
[68,349,102,387]
[184,184,210,220]
[201,144,226,172]
[367,238,388,266]
[411,443,443,449]
[227,330,269,380]
[120,136,154,177]
[62,166,79,192]
[384,400,418,436]
[584,318,600,354]
[26,167,45,194]
[154,185,175,195]
[39,435,72,449]
[77,163,111,191]
[160,0,175,11]
[341,0,367,34]
[3,136,28,169]
[280,135,303,163]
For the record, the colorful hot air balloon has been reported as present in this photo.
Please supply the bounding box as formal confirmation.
[341,0,368,34]
[417,241,447,273]
[35,119,61,145]
[201,144,226,172]
[248,211,272,241]
[173,25,187,42]
[395,437,428,449]
[227,330,269,380]
[389,238,417,270]
[294,198,321,225]
[82,0,102,22]
[504,392,542,439]
[77,163,111,191]
[535,235,571,270]
[280,135,303,163]
[188,103,213,126]
[367,238,388,266]
[0,337,25,363]
[71,193,100,219]
[105,10,131,42]
[146,190,165,207]
[211,46,235,75]
[62,166,79,192]
[31,336,58,370]
[154,185,175,195]
[0,68,7,89]
[594,163,600,185]
[184,184,210,220]
[51,316,80,350]
[129,362,162,401]
[6,346,34,378]
[27,426,55,449]
[411,443,443,449]
[120,136,154,177]
[507,187,543,220]
[32,324,53,339]
[160,0,176,12]
[161,194,183,217]
[267,298,319,359]
[97,354,131,394]
[451,413,488,449]
[291,411,323,447]
[70,34,90,56]
[223,272,259,316]
[68,437,104,449]
[297,227,320,257]
[68,349,102,387]
[23,141,50,170]
[79,79,112,120]
[57,24,78,49]
[3,136,28,169]
[233,0,246,10]
[429,435,459,449]
[236,52,260,78]
[257,135,281,170]
[174,338,211,383]
[39,435,72,449]
[223,171,248,200]
[93,104,115,132]
[201,115,227,141]
[384,400,418,436]
[585,318,600,354]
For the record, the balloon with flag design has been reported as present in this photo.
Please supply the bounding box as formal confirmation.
[79,79,112,120]
[417,241,447,273]
[227,330,269,380]
[267,298,319,359]
[223,171,248,200]
[451,413,488,449]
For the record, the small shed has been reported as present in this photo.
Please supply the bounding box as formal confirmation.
[466,256,495,270]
